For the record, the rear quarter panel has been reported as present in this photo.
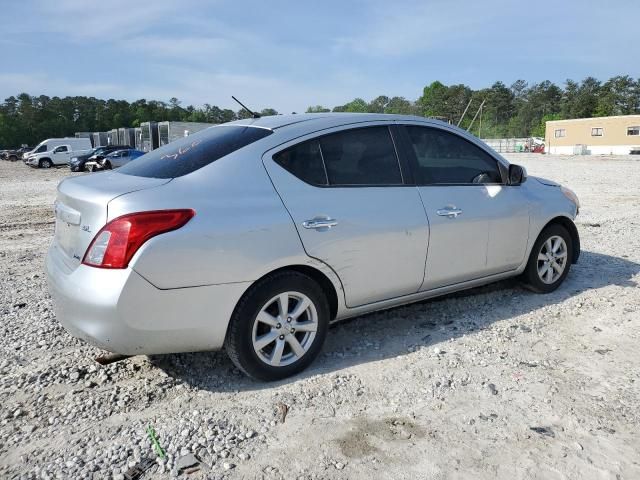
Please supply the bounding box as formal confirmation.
[108,147,323,290]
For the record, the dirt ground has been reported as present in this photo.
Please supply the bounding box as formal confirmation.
[0,154,639,480]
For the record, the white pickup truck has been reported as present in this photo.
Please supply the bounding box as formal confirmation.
[26,138,92,168]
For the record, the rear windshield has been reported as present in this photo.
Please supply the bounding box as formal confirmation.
[118,125,273,178]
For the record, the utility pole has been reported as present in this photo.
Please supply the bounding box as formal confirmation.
[457,98,474,127]
[467,99,486,133]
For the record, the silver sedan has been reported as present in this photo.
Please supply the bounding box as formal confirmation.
[46,114,580,380]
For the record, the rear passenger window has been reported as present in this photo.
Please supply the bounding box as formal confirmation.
[406,126,502,184]
[320,127,402,185]
[273,140,327,185]
[273,126,403,187]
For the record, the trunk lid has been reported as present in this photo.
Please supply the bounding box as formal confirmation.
[53,172,170,270]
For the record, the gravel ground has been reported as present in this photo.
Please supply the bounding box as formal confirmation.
[1,155,639,480]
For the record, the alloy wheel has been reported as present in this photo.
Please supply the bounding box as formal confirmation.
[251,291,318,367]
[537,235,568,284]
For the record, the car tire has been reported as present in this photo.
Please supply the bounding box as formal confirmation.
[39,159,52,169]
[103,161,112,170]
[9,155,17,162]
[522,224,573,293]
[225,271,329,381]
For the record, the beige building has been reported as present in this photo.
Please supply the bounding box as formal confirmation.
[545,115,640,155]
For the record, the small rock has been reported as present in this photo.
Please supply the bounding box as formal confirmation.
[530,426,555,438]
[175,453,199,471]
[22,425,36,434]
[595,349,611,355]
[335,462,345,470]
[487,383,498,395]
[222,462,235,470]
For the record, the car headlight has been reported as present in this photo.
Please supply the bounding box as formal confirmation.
[71,157,78,162]
[561,186,580,210]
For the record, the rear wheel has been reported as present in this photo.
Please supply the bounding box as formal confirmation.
[522,224,572,293]
[39,159,52,169]
[225,271,329,381]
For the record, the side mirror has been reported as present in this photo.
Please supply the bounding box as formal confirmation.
[508,164,527,185]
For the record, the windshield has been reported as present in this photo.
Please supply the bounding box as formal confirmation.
[118,125,273,179]
[34,144,47,153]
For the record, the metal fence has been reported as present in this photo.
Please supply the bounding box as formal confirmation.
[481,138,544,153]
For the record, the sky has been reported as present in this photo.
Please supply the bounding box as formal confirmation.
[0,0,637,113]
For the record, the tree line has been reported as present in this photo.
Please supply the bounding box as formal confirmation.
[1,75,638,147]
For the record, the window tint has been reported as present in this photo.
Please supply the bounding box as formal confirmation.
[273,140,327,185]
[55,146,68,152]
[406,126,502,184]
[118,126,272,179]
[35,145,46,153]
[320,127,402,185]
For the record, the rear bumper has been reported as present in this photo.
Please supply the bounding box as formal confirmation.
[46,243,250,355]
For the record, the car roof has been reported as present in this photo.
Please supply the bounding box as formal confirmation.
[227,112,444,130]
[225,113,510,167]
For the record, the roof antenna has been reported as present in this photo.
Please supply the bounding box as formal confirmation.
[231,96,261,118]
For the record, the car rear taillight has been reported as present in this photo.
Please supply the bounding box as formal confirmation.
[82,209,195,269]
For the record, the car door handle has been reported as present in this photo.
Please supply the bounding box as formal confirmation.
[302,218,338,230]
[436,207,463,218]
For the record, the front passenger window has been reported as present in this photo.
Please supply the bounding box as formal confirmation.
[405,126,502,185]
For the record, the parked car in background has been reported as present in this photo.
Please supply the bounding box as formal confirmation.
[1,146,31,161]
[46,114,581,381]
[85,149,145,171]
[69,145,132,172]
[25,138,92,168]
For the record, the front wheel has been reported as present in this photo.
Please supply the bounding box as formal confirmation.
[39,159,52,169]
[522,224,573,293]
[225,271,329,381]
[103,161,112,170]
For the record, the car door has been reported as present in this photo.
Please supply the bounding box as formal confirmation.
[263,124,429,308]
[399,123,530,291]
[52,145,71,165]
[114,151,129,168]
